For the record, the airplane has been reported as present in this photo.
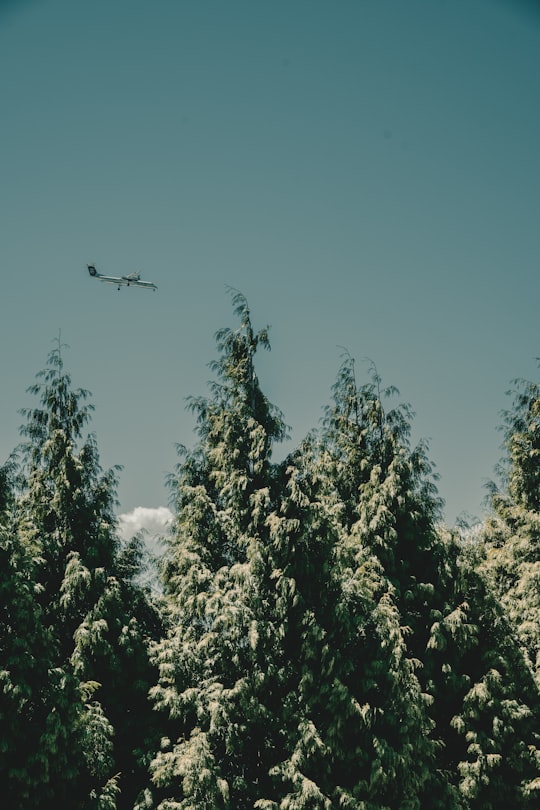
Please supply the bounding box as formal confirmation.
[87,263,157,291]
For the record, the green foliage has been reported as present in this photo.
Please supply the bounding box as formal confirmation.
[3,339,162,809]
[471,368,540,808]
[308,352,540,808]
[264,444,434,809]
[482,371,540,685]
[148,292,286,809]
[3,308,540,810]
[0,461,86,806]
[147,301,434,808]
[434,540,540,809]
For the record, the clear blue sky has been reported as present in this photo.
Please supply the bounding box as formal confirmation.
[1,0,539,526]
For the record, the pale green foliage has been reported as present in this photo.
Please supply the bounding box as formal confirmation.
[482,373,540,682]
[149,292,285,808]
[309,353,540,809]
[6,339,162,809]
[264,442,434,810]
[93,776,122,810]
[152,729,230,809]
[148,318,437,808]
[80,698,115,782]
[466,371,540,807]
[4,315,540,809]
[1,461,87,807]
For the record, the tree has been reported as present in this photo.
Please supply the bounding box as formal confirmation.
[482,372,540,682]
[262,436,435,809]
[145,297,436,809]
[315,354,540,808]
[1,459,90,808]
[145,292,288,809]
[12,338,161,809]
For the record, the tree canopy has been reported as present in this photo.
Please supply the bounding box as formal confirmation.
[2,305,540,809]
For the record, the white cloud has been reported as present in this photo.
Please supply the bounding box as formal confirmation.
[118,506,173,593]
[118,505,173,544]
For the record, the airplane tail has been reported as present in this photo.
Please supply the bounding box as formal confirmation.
[87,264,98,277]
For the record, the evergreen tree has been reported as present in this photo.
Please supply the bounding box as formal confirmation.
[12,339,162,808]
[444,540,540,807]
[475,371,540,804]
[1,459,89,807]
[313,354,540,808]
[145,292,288,809]
[262,438,435,809]
[482,372,540,682]
[145,297,438,809]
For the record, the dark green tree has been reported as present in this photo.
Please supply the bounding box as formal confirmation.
[145,292,288,809]
[482,372,540,683]
[1,459,91,808]
[443,541,540,807]
[12,339,162,809]
[144,297,440,809]
[313,354,540,808]
[261,436,435,809]
[474,371,540,804]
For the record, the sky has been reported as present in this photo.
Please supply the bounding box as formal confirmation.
[1,0,539,535]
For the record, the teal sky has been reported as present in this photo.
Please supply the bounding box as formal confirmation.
[1,0,539,527]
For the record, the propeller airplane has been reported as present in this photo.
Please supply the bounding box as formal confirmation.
[87,264,157,291]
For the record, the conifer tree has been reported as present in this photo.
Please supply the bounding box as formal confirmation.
[262,438,435,809]
[482,372,540,683]
[443,539,540,807]
[145,298,439,809]
[145,292,288,809]
[474,371,540,804]
[12,339,161,809]
[140,300,540,808]
[315,354,540,808]
[1,460,90,808]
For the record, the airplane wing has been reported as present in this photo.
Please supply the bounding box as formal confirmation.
[97,275,126,285]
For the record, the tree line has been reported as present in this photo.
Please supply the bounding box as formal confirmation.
[2,291,540,809]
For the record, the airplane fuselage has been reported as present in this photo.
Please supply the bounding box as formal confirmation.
[87,264,157,290]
